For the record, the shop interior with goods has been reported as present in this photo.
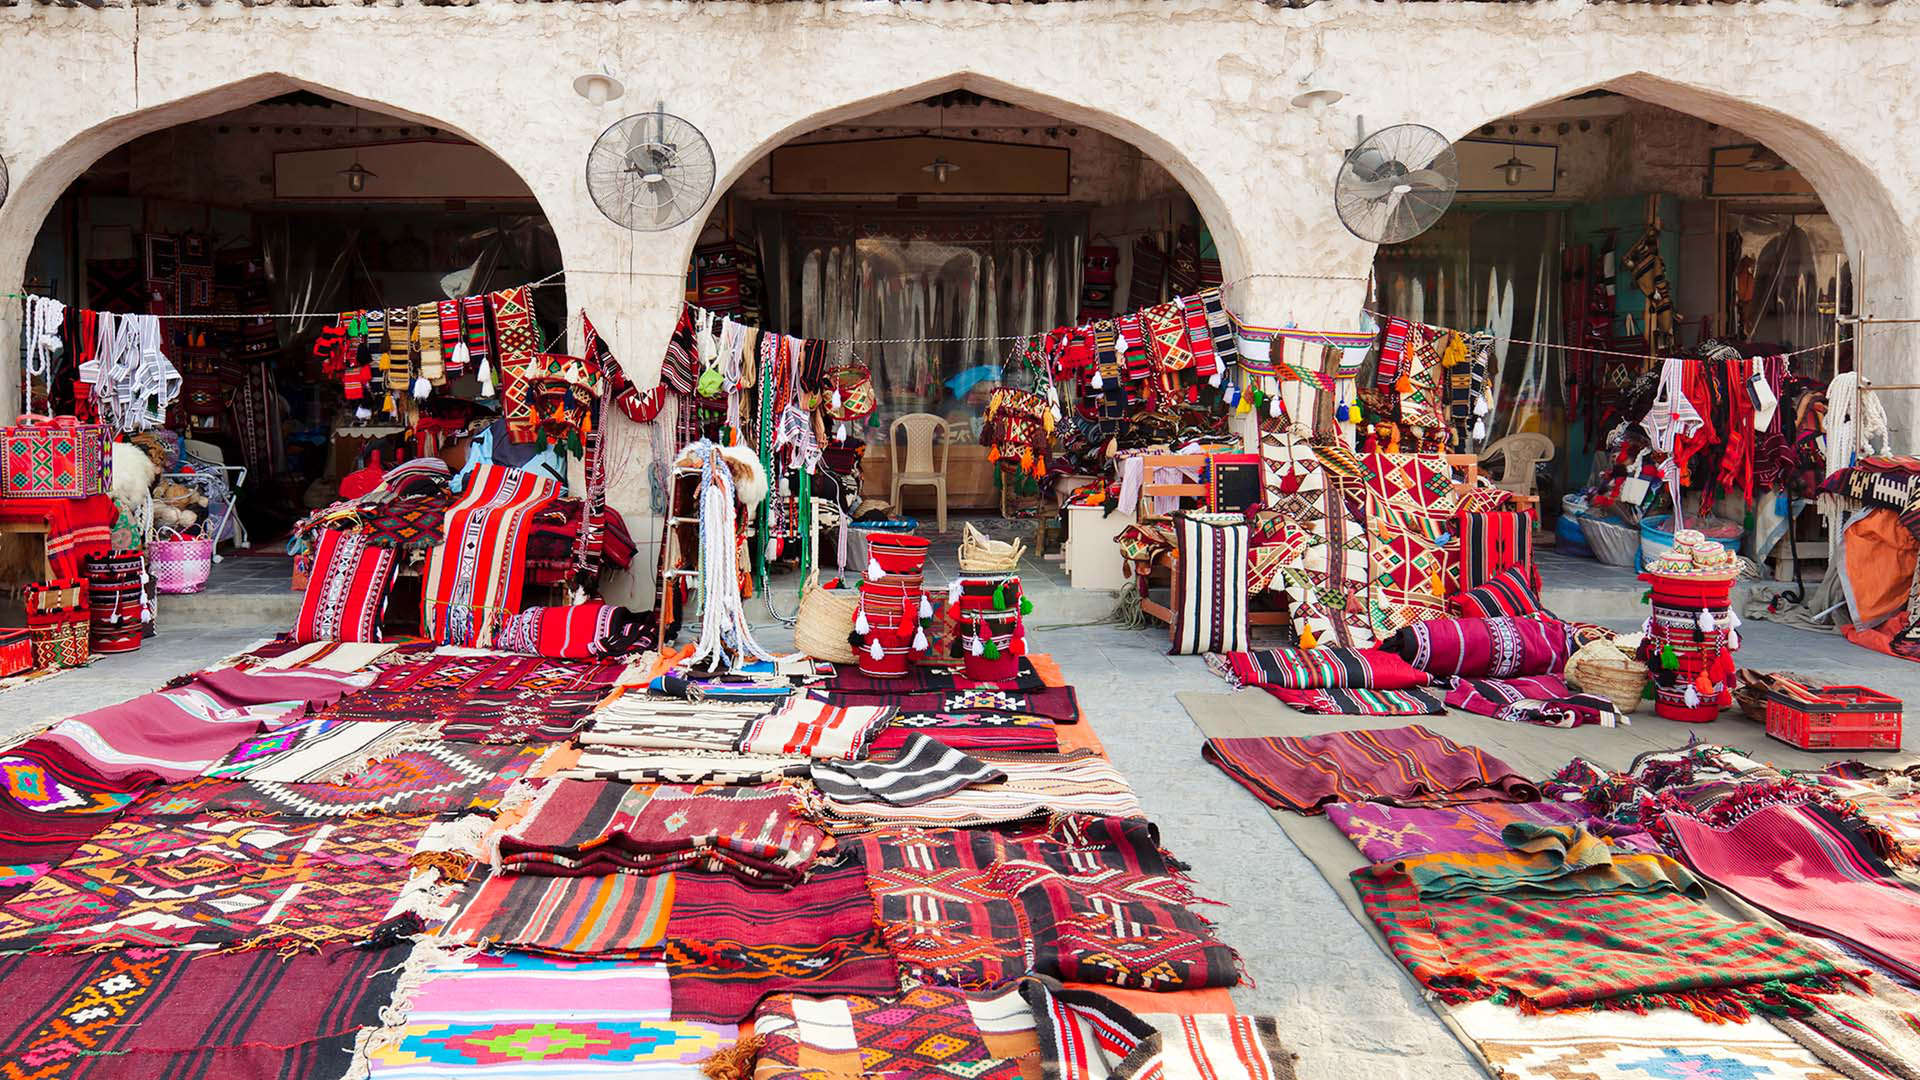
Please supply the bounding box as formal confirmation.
[5,79,1920,1080]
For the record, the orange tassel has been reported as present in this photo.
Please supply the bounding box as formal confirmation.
[1298,624,1318,649]
[987,446,1001,463]
[1395,372,1413,395]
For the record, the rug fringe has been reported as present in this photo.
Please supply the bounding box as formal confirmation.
[699,1032,765,1080]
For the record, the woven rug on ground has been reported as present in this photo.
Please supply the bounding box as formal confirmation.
[1662,791,1920,984]
[821,662,1046,694]
[1202,725,1539,815]
[580,695,769,752]
[30,665,374,786]
[1261,686,1446,716]
[1021,976,1298,1080]
[557,749,809,785]
[203,716,432,782]
[323,651,623,744]
[1440,673,1622,729]
[868,712,1060,755]
[1446,999,1848,1080]
[497,781,831,885]
[1352,862,1857,1019]
[994,816,1239,992]
[135,743,541,817]
[1,741,141,814]
[860,817,1225,993]
[0,772,129,904]
[664,849,897,1023]
[0,812,434,953]
[438,870,674,957]
[737,695,898,761]
[1811,765,1920,871]
[814,749,1142,830]
[1259,433,1372,648]
[810,734,1005,807]
[421,462,563,647]
[1327,801,1662,863]
[368,951,735,1078]
[824,685,1082,724]
[1770,974,1920,1080]
[295,526,400,643]
[749,984,1038,1080]
[0,942,410,1080]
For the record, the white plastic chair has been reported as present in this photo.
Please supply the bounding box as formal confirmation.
[888,413,951,532]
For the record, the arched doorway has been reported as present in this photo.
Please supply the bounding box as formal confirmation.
[20,89,563,544]
[1370,89,1854,554]
[689,89,1231,513]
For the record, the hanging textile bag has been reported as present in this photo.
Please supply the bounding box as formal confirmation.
[0,415,111,498]
[24,578,90,669]
[152,529,213,594]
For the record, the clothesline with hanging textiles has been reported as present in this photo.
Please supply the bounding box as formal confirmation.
[1357,308,1838,365]
[3,270,568,322]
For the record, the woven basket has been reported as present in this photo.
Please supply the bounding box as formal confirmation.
[1733,669,1819,723]
[794,574,859,664]
[1565,638,1648,713]
[958,522,1025,573]
[152,533,213,594]
[30,619,89,669]
[1579,515,1639,567]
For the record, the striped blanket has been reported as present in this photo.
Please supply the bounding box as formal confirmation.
[421,463,561,647]
[439,870,675,957]
[816,749,1141,829]
[809,734,1004,806]
[1203,725,1538,815]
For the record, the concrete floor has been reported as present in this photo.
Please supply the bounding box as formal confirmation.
[13,541,1920,1080]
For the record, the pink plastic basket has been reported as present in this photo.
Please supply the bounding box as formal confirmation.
[152,534,213,594]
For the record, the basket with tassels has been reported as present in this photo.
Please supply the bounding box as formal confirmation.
[958,522,1024,573]
[1565,638,1649,714]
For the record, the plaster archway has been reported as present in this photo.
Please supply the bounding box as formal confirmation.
[693,72,1252,296]
[0,73,572,418]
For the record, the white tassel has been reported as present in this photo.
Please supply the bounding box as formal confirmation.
[355,405,373,420]
[478,362,495,398]
[1728,611,1743,629]
[868,637,885,661]
[450,339,470,372]
[968,635,985,657]
[1268,393,1282,417]
[867,556,885,581]
[854,609,870,635]
[1729,629,1741,650]
[836,422,849,442]
[1471,417,1486,441]
[949,580,963,605]
[1697,609,1714,632]
[1091,369,1104,390]
[1683,685,1701,708]
[413,375,432,399]
[1208,370,1222,388]
[919,595,933,620]
[832,389,844,410]
[913,626,929,652]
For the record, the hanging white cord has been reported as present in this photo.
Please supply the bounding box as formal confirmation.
[1821,371,1890,546]
[682,439,774,672]
[22,297,64,415]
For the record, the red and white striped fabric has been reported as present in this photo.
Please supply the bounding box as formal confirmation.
[1025,978,1298,1080]
[737,694,897,761]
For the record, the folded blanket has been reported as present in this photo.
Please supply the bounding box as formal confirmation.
[809,733,1003,806]
[1223,647,1431,691]
[1382,615,1572,678]
[1440,674,1622,728]
[1264,686,1446,716]
[497,781,831,885]
[1388,821,1702,900]
[1203,725,1539,815]
[737,695,896,761]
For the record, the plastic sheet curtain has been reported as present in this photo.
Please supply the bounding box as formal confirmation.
[1726,211,1848,361]
[754,209,1085,434]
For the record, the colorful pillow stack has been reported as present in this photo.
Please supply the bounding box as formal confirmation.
[946,574,1033,682]
[852,533,932,679]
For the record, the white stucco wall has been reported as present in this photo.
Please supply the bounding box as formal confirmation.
[2,0,1918,438]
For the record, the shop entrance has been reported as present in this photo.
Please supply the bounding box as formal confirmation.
[21,90,563,551]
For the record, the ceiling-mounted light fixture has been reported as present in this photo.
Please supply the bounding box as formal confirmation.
[1290,88,1344,117]
[922,157,960,184]
[339,159,376,193]
[573,64,626,107]
[1497,144,1536,187]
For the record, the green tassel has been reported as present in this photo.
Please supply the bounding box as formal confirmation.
[1019,596,1033,616]
[1251,387,1266,409]
[983,640,1001,660]
[1660,643,1679,670]
[993,584,1006,609]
